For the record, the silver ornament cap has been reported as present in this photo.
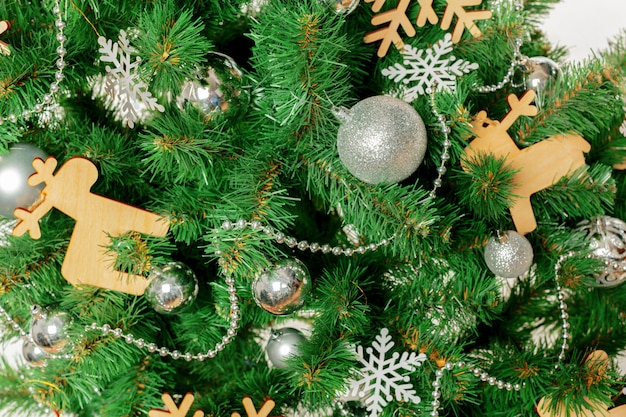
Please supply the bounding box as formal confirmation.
[252,258,312,315]
[29,307,71,354]
[484,231,534,278]
[22,340,48,367]
[0,143,47,218]
[576,216,626,287]
[336,95,427,184]
[145,261,199,314]
[266,327,306,368]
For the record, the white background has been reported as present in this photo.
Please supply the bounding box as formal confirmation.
[1,0,626,416]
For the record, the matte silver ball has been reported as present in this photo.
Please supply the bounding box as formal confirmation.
[336,96,427,184]
[22,340,47,367]
[266,327,306,368]
[484,231,534,278]
[30,310,71,354]
[0,143,47,218]
[576,216,626,287]
[252,258,311,315]
[145,262,199,314]
[524,56,559,92]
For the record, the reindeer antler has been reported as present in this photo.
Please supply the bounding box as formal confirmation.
[28,157,58,187]
[499,90,538,131]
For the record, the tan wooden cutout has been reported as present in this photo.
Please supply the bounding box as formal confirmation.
[536,351,626,417]
[231,397,278,417]
[12,156,169,295]
[0,20,10,55]
[439,0,492,43]
[463,90,591,235]
[364,0,415,58]
[149,393,204,417]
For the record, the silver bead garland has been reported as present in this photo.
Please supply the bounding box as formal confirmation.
[0,0,67,124]
[428,88,452,198]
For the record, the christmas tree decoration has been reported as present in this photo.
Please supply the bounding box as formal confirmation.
[322,0,360,14]
[145,261,199,314]
[416,0,493,43]
[381,33,479,102]
[29,306,71,355]
[483,230,534,278]
[522,56,560,92]
[0,20,10,55]
[346,328,427,417]
[97,29,165,128]
[336,95,427,184]
[0,143,48,219]
[149,393,204,417]
[231,397,278,417]
[463,90,591,235]
[265,327,306,368]
[12,156,170,295]
[252,258,311,315]
[22,340,47,367]
[576,216,626,287]
[364,0,415,57]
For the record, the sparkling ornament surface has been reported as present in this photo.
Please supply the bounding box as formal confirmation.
[252,258,311,315]
[484,231,534,278]
[22,340,47,367]
[266,327,306,368]
[576,216,626,287]
[145,261,199,314]
[30,309,71,354]
[336,95,427,184]
[0,143,47,218]
[524,56,559,92]
[322,0,360,14]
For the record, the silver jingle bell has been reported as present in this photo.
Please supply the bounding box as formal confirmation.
[22,339,47,367]
[145,261,199,314]
[266,327,306,368]
[523,56,560,92]
[0,143,47,218]
[252,258,312,315]
[576,216,626,287]
[29,307,71,354]
[484,230,534,278]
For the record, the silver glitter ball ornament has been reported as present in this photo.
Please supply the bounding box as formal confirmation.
[524,56,560,92]
[576,216,626,287]
[22,340,47,367]
[336,95,427,184]
[266,327,306,368]
[484,231,534,278]
[0,143,47,218]
[145,262,199,314]
[30,308,71,354]
[252,258,312,315]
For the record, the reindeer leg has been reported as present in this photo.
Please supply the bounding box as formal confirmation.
[509,196,537,236]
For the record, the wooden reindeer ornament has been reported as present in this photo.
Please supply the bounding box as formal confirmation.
[536,350,626,417]
[463,90,591,235]
[12,156,169,295]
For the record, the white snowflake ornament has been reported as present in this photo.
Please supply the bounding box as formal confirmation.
[97,30,164,128]
[347,328,427,417]
[381,33,478,102]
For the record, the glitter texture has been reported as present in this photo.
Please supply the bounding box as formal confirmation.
[336,95,427,184]
[484,230,534,278]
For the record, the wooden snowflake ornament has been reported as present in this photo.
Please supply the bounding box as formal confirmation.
[462,90,591,235]
[149,393,204,417]
[231,397,279,417]
[12,156,169,295]
[0,20,10,55]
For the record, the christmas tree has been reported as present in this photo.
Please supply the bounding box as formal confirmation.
[1,0,626,416]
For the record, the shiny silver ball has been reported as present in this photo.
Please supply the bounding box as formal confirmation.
[30,309,71,354]
[576,216,626,287]
[524,56,560,92]
[336,95,427,184]
[145,262,199,314]
[0,143,47,218]
[252,258,311,315]
[22,340,47,367]
[321,0,360,14]
[266,327,306,368]
[484,231,534,278]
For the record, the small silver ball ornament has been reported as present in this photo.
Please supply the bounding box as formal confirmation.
[524,56,560,92]
[484,231,534,278]
[266,327,306,368]
[252,258,312,315]
[336,95,427,184]
[0,143,47,218]
[30,308,71,354]
[576,216,626,287]
[145,262,199,314]
[22,340,47,367]
[321,0,360,14]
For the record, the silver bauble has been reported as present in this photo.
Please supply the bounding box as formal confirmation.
[0,143,47,218]
[524,56,560,92]
[30,309,71,354]
[22,340,47,367]
[336,95,427,184]
[252,258,311,315]
[321,0,360,14]
[145,261,199,314]
[484,231,534,278]
[266,327,306,368]
[576,216,626,287]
